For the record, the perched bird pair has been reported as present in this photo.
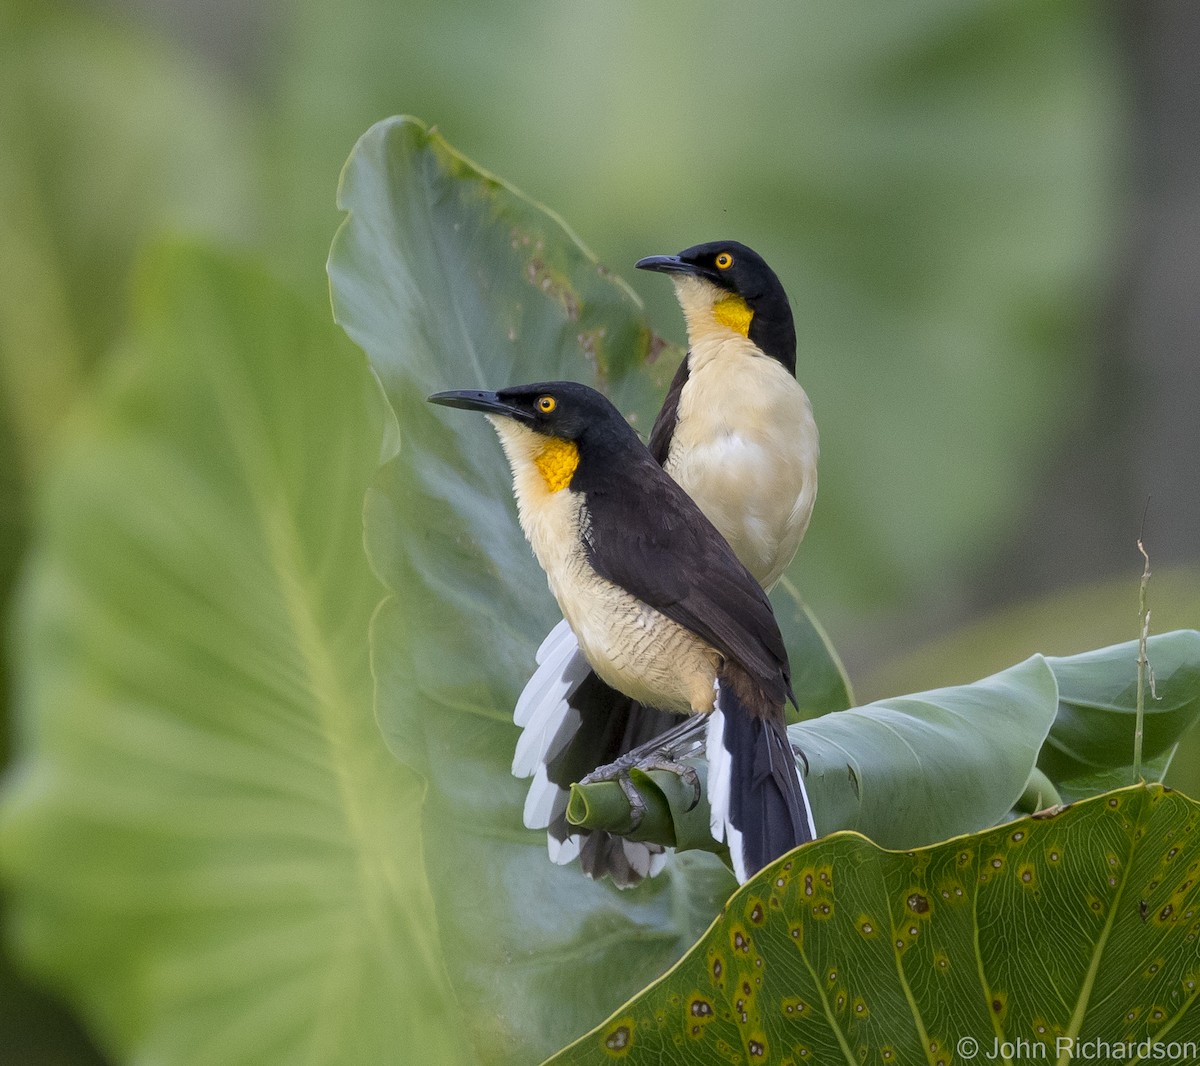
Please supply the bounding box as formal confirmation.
[430,242,819,885]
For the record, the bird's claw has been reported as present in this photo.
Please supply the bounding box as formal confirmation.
[617,773,647,830]
[633,757,702,811]
[580,751,702,819]
[579,757,650,829]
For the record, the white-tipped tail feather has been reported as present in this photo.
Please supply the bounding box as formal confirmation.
[546,827,581,865]
[516,631,814,886]
[705,704,747,883]
[706,678,815,884]
[513,619,582,728]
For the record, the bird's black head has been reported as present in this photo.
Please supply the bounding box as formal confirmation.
[636,240,796,374]
[428,381,632,442]
[428,381,643,496]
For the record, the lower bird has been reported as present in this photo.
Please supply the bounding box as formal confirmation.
[428,381,816,883]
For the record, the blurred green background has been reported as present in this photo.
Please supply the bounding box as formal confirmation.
[1,0,1198,1061]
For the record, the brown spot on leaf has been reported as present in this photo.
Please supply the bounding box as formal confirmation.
[524,257,581,321]
[603,1022,632,1054]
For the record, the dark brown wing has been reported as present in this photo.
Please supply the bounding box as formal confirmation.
[577,450,791,707]
[647,355,689,465]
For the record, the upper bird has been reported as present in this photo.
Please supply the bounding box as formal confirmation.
[641,240,814,587]
[511,241,819,886]
[428,382,816,884]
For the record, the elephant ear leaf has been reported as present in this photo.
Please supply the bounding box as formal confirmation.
[0,243,468,1065]
[545,784,1200,1065]
[327,116,853,1060]
[1040,631,1200,800]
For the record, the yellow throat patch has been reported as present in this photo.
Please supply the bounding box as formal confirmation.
[535,437,579,493]
[712,294,753,337]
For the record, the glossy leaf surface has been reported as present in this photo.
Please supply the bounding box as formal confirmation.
[571,635,1200,859]
[548,785,1200,1065]
[1041,631,1200,800]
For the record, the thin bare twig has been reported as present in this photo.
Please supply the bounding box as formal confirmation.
[1134,501,1159,784]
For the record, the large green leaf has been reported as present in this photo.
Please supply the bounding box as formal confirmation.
[796,656,1056,848]
[858,571,1200,800]
[0,244,464,1065]
[327,116,850,1062]
[547,784,1200,1065]
[0,5,263,1062]
[1040,631,1200,800]
[572,655,1058,859]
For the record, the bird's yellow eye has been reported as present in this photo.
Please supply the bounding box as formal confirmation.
[537,395,557,414]
[715,252,734,270]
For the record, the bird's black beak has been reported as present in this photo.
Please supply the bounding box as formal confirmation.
[427,389,530,422]
[636,254,720,285]
[635,253,698,277]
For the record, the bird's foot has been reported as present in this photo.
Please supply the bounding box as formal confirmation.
[635,756,702,812]
[576,758,649,829]
[581,751,702,823]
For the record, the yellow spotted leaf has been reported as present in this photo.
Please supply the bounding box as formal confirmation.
[547,785,1200,1065]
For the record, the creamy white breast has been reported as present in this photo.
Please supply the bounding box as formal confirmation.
[490,417,719,715]
[665,334,818,588]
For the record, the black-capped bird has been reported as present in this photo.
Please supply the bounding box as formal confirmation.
[513,242,818,885]
[428,382,816,883]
